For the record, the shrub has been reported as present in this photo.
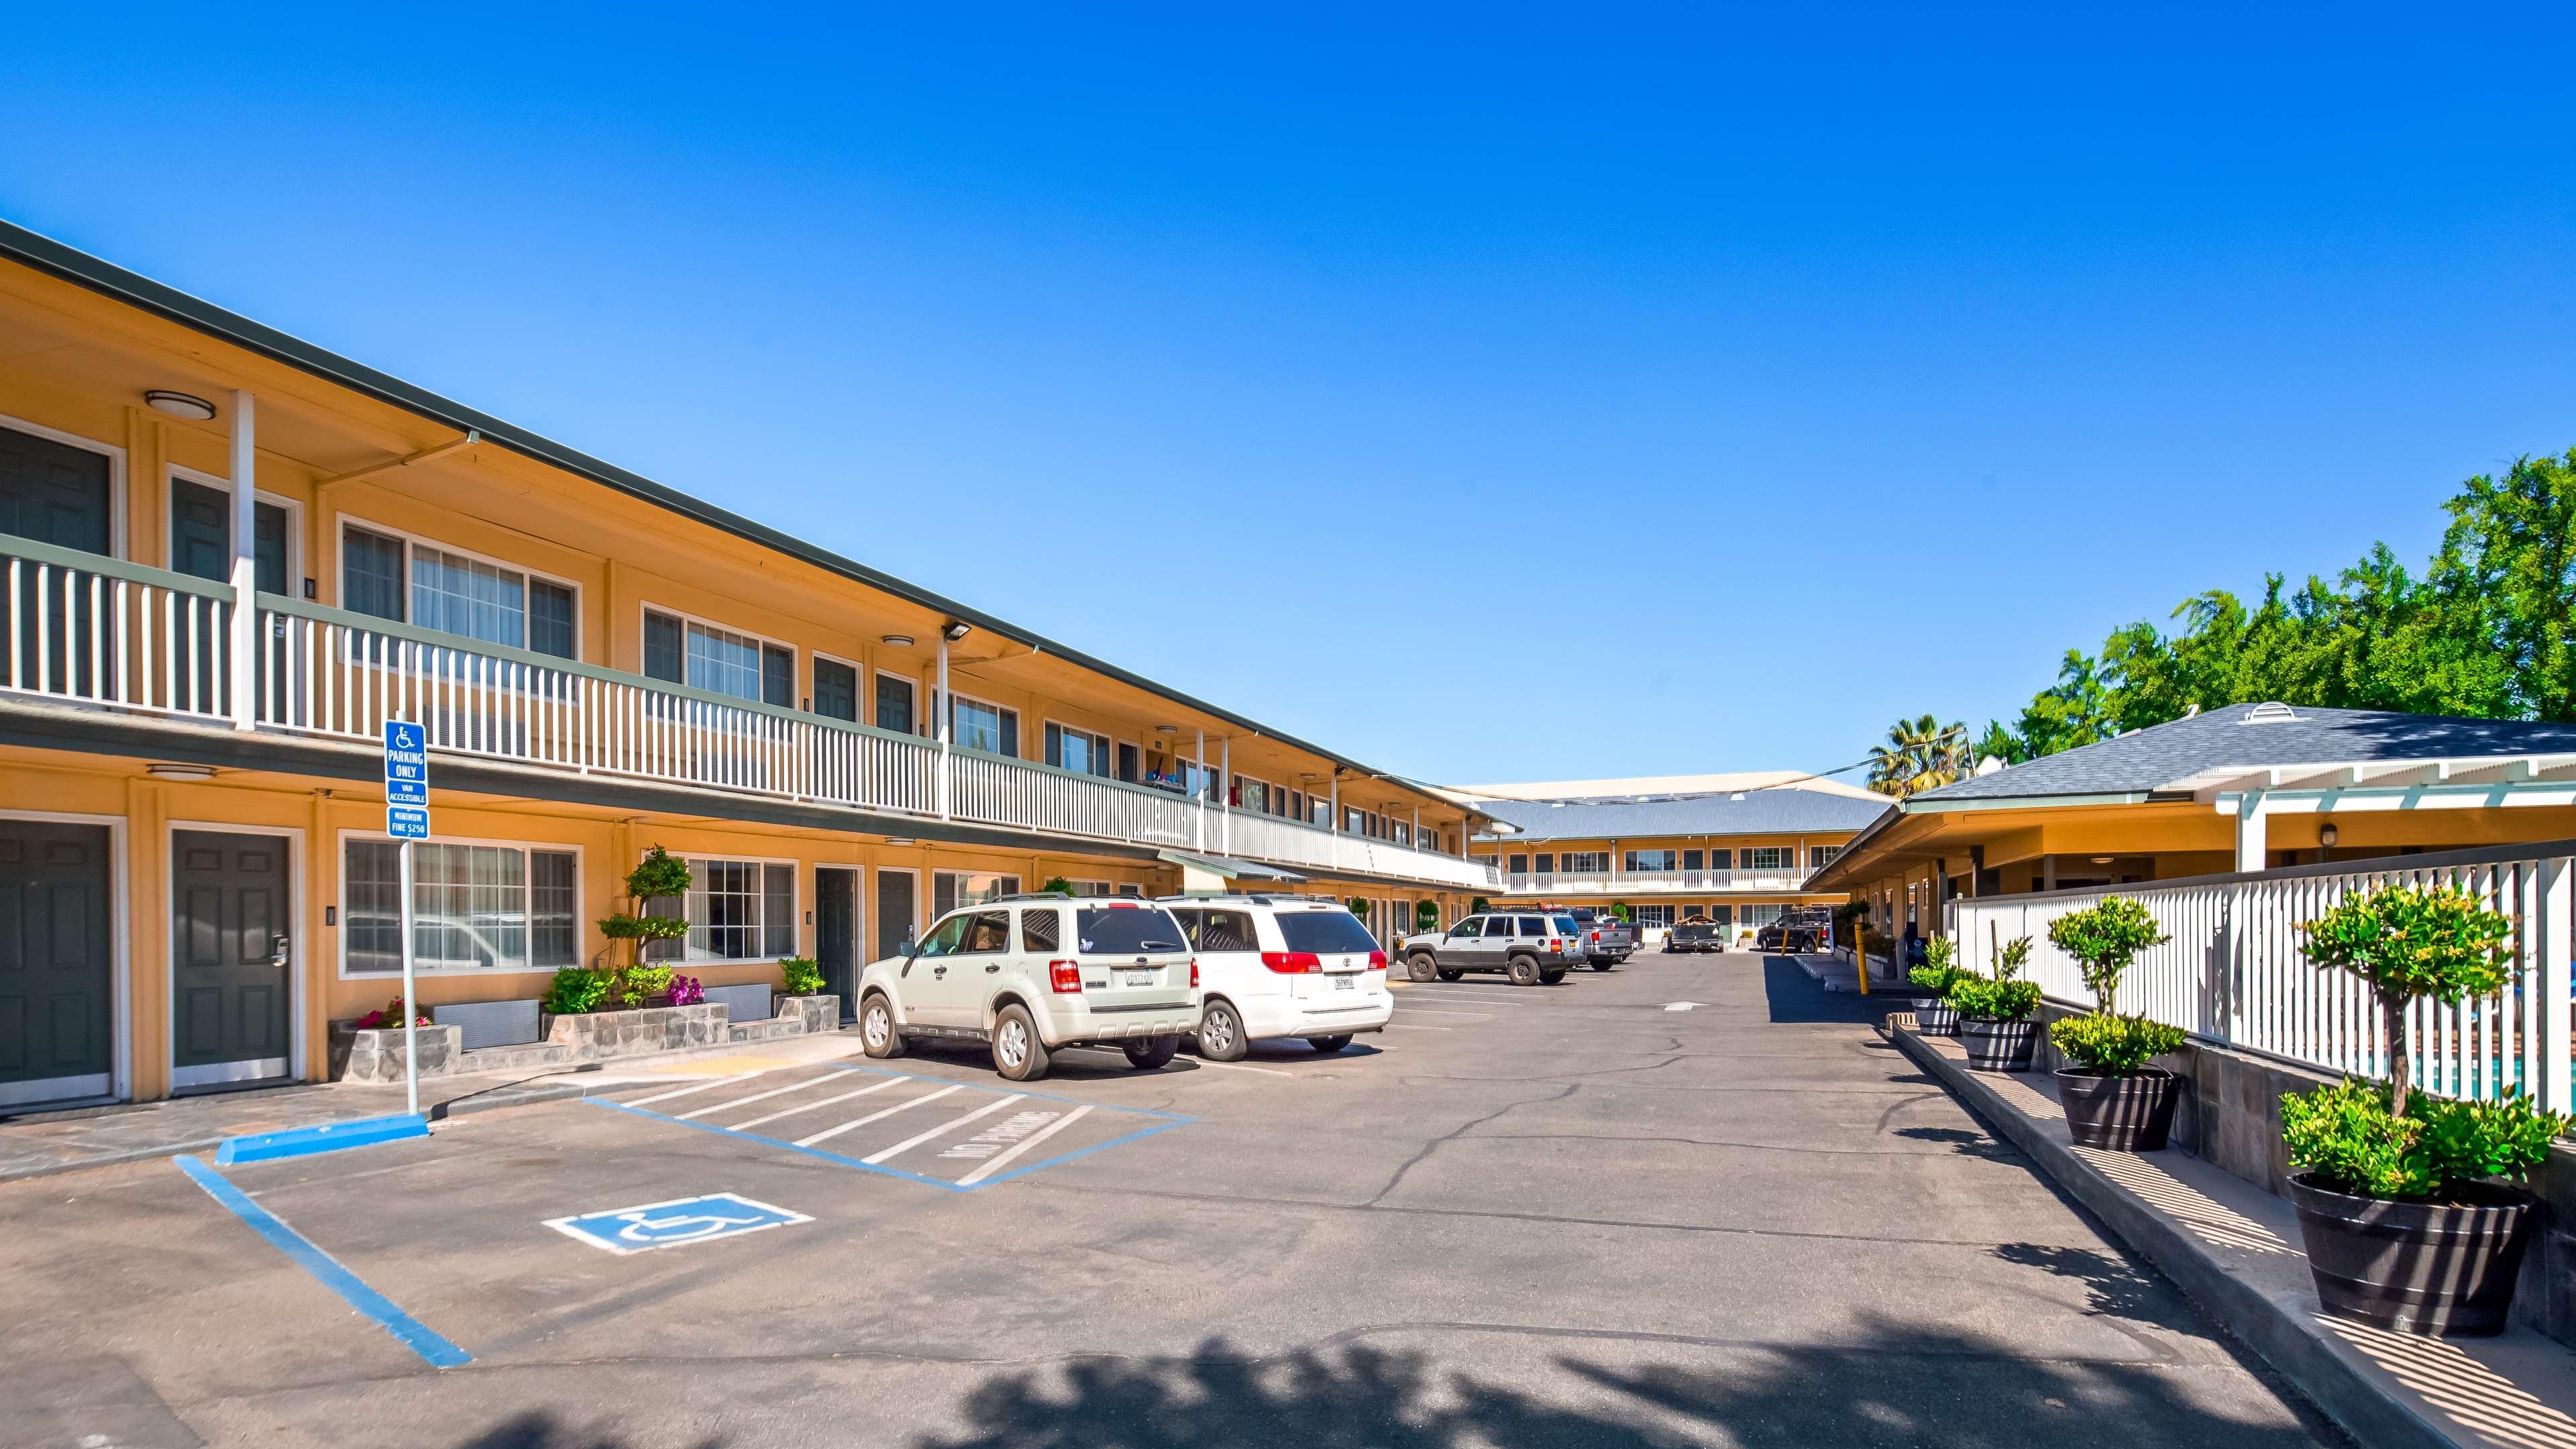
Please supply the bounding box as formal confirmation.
[667,973,705,1007]
[541,967,610,1016]
[619,963,675,1008]
[2299,884,2512,1106]
[1992,935,2032,981]
[2049,1014,2186,1075]
[1040,876,1073,897]
[1345,896,1372,919]
[780,956,826,996]
[2045,897,2167,1014]
[2281,1079,2569,1200]
[1908,963,1967,996]
[1947,977,2041,1022]
[1415,899,1440,931]
[1470,897,1491,914]
[1921,936,1956,974]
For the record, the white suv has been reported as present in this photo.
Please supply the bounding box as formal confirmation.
[857,896,1199,1082]
[1157,895,1390,1060]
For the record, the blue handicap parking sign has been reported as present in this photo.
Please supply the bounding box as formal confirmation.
[383,720,429,805]
[545,1193,810,1256]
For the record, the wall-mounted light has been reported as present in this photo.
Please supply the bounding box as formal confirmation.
[941,620,973,643]
[881,634,914,647]
[2089,855,2115,865]
[1155,724,1179,735]
[886,837,916,847]
[2320,823,2339,849]
[146,761,217,780]
[144,390,217,421]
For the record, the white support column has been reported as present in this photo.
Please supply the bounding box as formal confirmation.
[2540,857,2573,1114]
[1219,737,1231,855]
[229,390,258,731]
[935,633,952,818]
[2233,792,2270,874]
[1328,774,1340,871]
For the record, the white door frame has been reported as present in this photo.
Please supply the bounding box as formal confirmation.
[166,820,305,1091]
[0,809,131,1108]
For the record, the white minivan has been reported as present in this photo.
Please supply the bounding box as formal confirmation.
[1157,896,1391,1060]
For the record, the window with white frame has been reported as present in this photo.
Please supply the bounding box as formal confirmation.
[1741,847,1790,871]
[645,855,796,961]
[341,523,576,659]
[949,694,1018,756]
[1560,851,1608,873]
[1114,882,1143,898]
[1623,849,1678,872]
[645,608,790,706]
[1044,722,1111,777]
[1631,905,1674,929]
[1057,878,1112,896]
[344,839,578,974]
[934,869,1023,917]
[1809,845,1843,869]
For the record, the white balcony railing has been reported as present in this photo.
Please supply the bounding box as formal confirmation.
[1947,845,2575,1113]
[1499,868,1812,896]
[0,534,1496,892]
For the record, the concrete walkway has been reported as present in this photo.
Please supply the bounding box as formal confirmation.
[0,1032,865,1184]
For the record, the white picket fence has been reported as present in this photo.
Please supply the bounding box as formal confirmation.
[1946,845,2576,1112]
[0,533,1497,892]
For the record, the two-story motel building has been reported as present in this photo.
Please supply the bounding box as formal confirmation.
[1460,772,1885,941]
[0,221,1499,1109]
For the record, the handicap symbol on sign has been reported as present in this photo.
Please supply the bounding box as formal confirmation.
[545,1193,811,1256]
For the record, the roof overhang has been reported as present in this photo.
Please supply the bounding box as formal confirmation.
[1155,849,1309,883]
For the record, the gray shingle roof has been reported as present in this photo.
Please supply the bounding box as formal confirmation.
[1915,702,2576,804]
[1473,788,1892,843]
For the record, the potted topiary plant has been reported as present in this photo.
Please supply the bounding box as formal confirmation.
[1949,935,2040,1071]
[597,846,692,1008]
[2045,896,2184,1150]
[1907,936,1966,1036]
[2281,883,2568,1334]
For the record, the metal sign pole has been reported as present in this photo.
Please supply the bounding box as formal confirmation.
[400,834,419,1117]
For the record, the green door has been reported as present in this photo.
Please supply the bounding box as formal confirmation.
[0,821,115,1108]
[171,830,293,1089]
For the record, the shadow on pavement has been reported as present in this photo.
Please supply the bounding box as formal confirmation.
[911,1320,2337,1448]
[1991,1242,2208,1336]
[1758,956,1893,1025]
[1892,1124,2025,1163]
[454,1413,718,1449]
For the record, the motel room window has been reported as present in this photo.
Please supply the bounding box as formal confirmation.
[1741,847,1790,871]
[1682,849,1703,871]
[1623,849,1678,872]
[875,673,917,734]
[933,869,1023,918]
[170,477,288,594]
[1508,853,1529,875]
[644,608,791,706]
[341,525,576,659]
[648,855,796,961]
[1707,849,1734,871]
[1631,905,1674,930]
[343,839,578,974]
[1558,851,1607,873]
[812,657,859,722]
[1044,722,1111,777]
[949,695,1019,756]
[1809,845,1843,869]
[1534,853,1554,872]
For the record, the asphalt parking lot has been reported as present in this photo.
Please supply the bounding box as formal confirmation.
[0,952,2349,1449]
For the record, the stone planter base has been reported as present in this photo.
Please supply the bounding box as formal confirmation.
[1960,1016,2037,1071]
[777,994,839,1034]
[540,1002,729,1059]
[2288,1173,2536,1336]
[329,1022,465,1084]
[2057,1067,2180,1151]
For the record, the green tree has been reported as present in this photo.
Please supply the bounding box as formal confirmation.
[1868,714,1968,797]
[2299,884,2512,1106]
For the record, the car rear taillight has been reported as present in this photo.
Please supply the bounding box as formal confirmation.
[1049,959,1082,994]
[1367,950,1387,971]
[1260,951,1320,974]
[1191,957,1200,987]
[1590,930,1600,943]
[1548,938,1564,951]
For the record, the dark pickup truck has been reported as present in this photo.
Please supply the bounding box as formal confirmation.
[1666,917,1727,954]
[1754,906,1835,954]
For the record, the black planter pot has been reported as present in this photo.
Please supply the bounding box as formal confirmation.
[1960,1016,2036,1071]
[2286,1173,2536,1336]
[1912,998,1960,1035]
[2057,1067,2180,1151]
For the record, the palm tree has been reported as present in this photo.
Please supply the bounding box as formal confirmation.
[1868,714,1969,798]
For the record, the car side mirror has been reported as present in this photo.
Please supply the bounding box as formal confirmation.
[897,939,918,958]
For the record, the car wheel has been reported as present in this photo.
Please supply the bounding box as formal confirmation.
[1197,999,1251,1062]
[1436,969,1463,982]
[991,1004,1051,1082]
[1507,954,1540,986]
[859,993,905,1059]
[1591,960,1615,971]
[1123,1034,1179,1071]
[1540,968,1566,984]
[1407,953,1438,983]
[1309,1034,1352,1053]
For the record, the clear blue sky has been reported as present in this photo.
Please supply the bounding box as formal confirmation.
[4,5,2569,784]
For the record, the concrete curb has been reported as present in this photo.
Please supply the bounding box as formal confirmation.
[1888,1020,2459,1449]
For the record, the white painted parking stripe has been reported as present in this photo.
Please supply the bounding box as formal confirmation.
[953,1105,1095,1186]
[794,1083,963,1147]
[1385,1024,1450,1031]
[676,1071,845,1120]
[1192,1059,1291,1076]
[1393,1008,1499,1017]
[863,1093,1028,1164]
[731,1076,904,1129]
[624,1069,768,1108]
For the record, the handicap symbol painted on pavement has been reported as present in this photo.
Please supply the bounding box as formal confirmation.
[544,1192,811,1256]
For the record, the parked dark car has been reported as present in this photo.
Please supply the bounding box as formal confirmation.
[1754,906,1835,954]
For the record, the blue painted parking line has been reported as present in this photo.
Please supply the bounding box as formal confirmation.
[588,1063,1193,1193]
[545,1193,810,1255]
[174,1155,470,1368]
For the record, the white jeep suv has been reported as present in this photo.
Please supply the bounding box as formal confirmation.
[1157,895,1390,1060]
[856,896,1199,1082]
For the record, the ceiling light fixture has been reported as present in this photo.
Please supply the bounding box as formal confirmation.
[2090,856,2115,865]
[144,390,217,421]
[1156,724,1179,735]
[146,761,217,780]
[941,620,973,643]
[880,634,914,647]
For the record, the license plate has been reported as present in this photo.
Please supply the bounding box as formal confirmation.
[1120,969,1157,987]
[1334,975,1356,991]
